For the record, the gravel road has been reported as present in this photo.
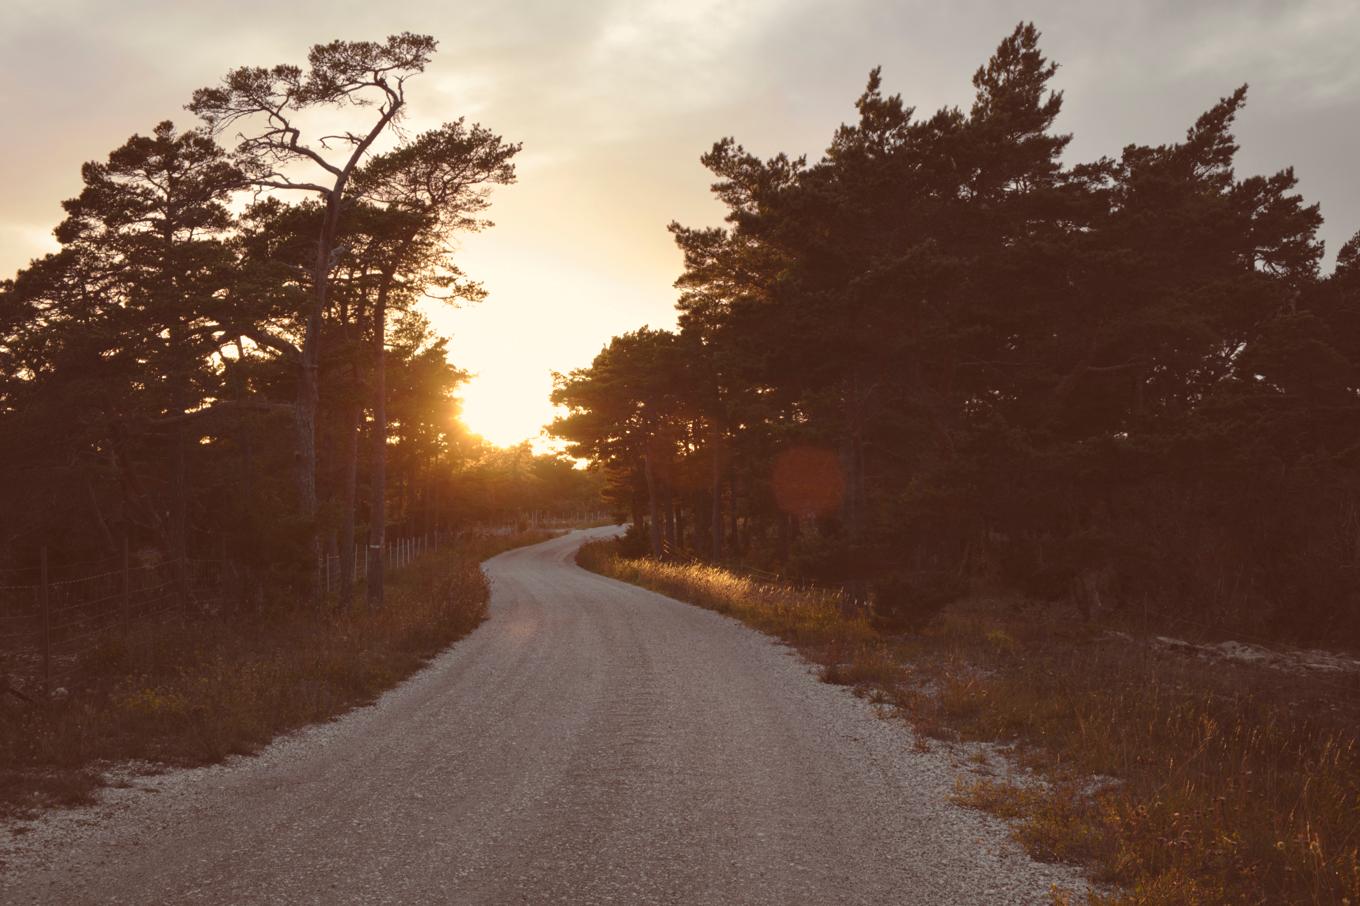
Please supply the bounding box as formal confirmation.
[0,527,1087,904]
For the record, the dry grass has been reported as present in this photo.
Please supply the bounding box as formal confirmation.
[578,539,1360,905]
[0,530,554,819]
[577,542,873,647]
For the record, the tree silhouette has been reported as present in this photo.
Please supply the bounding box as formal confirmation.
[555,21,1360,643]
[190,34,437,591]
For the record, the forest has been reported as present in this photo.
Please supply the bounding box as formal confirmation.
[0,34,599,609]
[552,23,1360,646]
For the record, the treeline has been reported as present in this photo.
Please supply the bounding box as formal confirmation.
[0,34,591,605]
[552,23,1360,644]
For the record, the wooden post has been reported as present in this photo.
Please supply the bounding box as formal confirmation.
[39,546,51,698]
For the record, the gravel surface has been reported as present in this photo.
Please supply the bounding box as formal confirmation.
[0,527,1088,904]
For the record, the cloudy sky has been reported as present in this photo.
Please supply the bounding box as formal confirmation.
[3,0,1358,445]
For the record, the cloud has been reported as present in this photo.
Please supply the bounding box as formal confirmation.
[2,0,1358,442]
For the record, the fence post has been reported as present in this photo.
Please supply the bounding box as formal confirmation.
[39,546,51,698]
[121,535,131,625]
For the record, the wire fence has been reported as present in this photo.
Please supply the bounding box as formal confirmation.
[0,549,227,698]
[319,531,443,596]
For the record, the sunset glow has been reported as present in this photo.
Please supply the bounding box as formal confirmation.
[456,371,556,449]
[8,3,1358,456]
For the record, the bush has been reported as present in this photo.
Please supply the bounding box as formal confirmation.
[870,569,966,632]
[616,523,651,558]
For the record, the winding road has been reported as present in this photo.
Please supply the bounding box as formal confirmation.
[0,527,1083,904]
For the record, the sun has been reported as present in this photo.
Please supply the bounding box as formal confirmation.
[458,370,557,449]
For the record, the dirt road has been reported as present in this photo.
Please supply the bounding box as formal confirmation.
[0,527,1083,904]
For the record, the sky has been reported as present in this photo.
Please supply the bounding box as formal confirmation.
[3,0,1359,447]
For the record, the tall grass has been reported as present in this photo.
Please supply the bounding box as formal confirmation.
[578,539,1360,905]
[0,530,554,818]
[578,540,871,646]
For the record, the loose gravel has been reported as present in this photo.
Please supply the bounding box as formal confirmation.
[0,527,1089,904]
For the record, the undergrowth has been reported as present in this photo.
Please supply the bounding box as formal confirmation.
[0,530,554,819]
[577,538,1360,905]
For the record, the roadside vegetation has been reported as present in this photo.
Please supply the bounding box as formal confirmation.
[579,538,1360,905]
[0,530,553,820]
[557,21,1360,904]
[552,23,1360,655]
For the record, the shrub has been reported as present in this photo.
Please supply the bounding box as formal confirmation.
[870,569,966,632]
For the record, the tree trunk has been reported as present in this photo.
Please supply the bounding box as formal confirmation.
[83,470,117,555]
[298,192,344,598]
[338,395,361,606]
[109,421,194,607]
[728,473,738,556]
[366,271,393,608]
[630,470,644,534]
[841,374,869,598]
[663,484,677,554]
[170,421,188,562]
[643,450,662,558]
[166,321,191,579]
[710,424,723,561]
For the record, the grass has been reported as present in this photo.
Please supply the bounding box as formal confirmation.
[577,538,1360,905]
[0,530,555,820]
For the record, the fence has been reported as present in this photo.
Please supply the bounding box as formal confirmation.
[318,531,452,596]
[0,529,469,699]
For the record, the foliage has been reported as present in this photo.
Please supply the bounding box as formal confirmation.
[552,21,1360,647]
[0,34,558,611]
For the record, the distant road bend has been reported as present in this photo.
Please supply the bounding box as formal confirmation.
[0,527,1083,904]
